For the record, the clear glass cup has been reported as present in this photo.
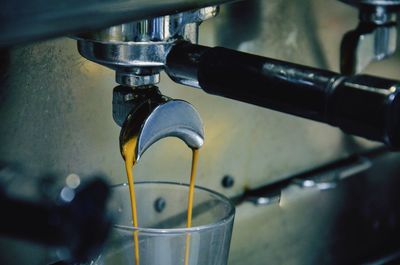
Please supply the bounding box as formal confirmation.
[93,181,235,265]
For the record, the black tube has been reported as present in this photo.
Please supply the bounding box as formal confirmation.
[166,42,400,149]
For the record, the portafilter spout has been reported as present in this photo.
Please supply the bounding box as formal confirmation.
[74,7,212,160]
[117,85,204,162]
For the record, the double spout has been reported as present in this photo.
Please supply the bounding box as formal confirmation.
[114,86,204,161]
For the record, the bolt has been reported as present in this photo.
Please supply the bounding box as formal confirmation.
[124,93,135,102]
[154,197,166,213]
[221,175,234,188]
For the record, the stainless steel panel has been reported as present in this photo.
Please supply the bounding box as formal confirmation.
[229,152,400,265]
[0,0,399,264]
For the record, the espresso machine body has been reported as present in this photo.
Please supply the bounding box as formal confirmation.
[1,0,400,264]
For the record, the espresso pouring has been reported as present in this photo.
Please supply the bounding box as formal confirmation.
[122,135,200,265]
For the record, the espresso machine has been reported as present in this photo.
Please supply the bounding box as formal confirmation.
[1,0,400,264]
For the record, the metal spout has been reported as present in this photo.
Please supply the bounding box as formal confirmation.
[339,0,400,74]
[118,86,204,162]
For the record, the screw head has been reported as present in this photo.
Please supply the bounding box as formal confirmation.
[154,197,166,213]
[221,175,234,188]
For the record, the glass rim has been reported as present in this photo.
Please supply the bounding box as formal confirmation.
[111,181,235,235]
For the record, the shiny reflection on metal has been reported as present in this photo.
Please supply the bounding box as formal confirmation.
[76,6,218,87]
[76,6,217,43]
[116,72,160,87]
[340,0,400,74]
[341,25,397,74]
[296,179,338,190]
[293,156,372,190]
[360,7,398,24]
[136,100,204,161]
[117,86,204,161]
[247,194,281,206]
[240,154,374,207]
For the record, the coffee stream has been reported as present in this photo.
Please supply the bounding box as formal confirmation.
[185,149,200,265]
[123,136,200,265]
[122,137,140,265]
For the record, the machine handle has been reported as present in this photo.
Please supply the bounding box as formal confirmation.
[166,42,400,149]
[0,178,111,263]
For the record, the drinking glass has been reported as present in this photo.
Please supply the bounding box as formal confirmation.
[93,181,235,265]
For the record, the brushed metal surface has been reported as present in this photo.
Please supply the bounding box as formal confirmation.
[0,0,399,264]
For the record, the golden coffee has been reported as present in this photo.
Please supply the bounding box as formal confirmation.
[123,137,200,265]
[184,149,199,265]
[122,137,140,265]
